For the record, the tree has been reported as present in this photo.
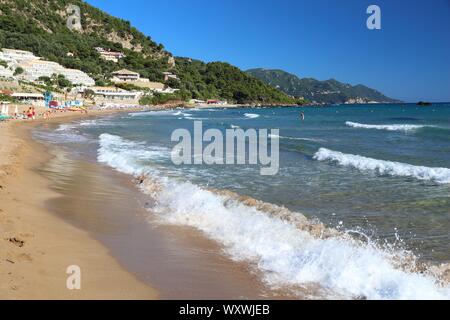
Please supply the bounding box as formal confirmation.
[83,89,95,99]
[56,74,72,89]
[13,66,24,76]
[165,78,180,89]
[38,76,52,86]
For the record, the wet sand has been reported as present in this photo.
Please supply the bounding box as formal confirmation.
[0,112,157,299]
[39,122,291,299]
[1,110,295,300]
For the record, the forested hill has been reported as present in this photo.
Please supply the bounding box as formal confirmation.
[0,0,297,104]
[246,68,400,104]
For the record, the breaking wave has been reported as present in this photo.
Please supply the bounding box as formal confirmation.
[96,133,450,299]
[346,122,427,132]
[130,110,178,117]
[314,148,450,184]
[269,134,324,143]
[244,113,260,119]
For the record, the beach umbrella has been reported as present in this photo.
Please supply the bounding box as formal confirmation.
[1,105,5,115]
[5,105,9,116]
[14,106,18,116]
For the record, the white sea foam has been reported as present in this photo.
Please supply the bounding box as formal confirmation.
[244,113,260,119]
[44,123,92,143]
[346,121,427,132]
[57,119,110,131]
[130,110,176,117]
[78,119,99,126]
[97,133,450,300]
[269,134,324,143]
[314,148,450,184]
[98,134,170,173]
[55,123,76,132]
[34,130,91,144]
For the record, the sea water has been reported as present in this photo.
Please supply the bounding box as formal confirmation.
[35,104,450,299]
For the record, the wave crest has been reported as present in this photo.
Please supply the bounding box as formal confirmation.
[97,133,450,299]
[314,148,450,184]
[269,134,324,143]
[346,121,426,132]
[244,113,260,119]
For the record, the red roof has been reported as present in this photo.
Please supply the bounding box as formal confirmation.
[0,89,13,95]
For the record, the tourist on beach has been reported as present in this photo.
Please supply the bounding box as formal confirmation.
[27,108,33,120]
[32,107,36,120]
[137,174,145,185]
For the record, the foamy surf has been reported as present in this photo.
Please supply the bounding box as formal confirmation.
[346,121,427,132]
[244,113,260,119]
[98,134,170,173]
[130,110,178,117]
[314,148,450,184]
[269,134,324,143]
[97,133,450,300]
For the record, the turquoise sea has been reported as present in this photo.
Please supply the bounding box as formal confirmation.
[35,103,450,299]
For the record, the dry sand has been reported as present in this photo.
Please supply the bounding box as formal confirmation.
[0,109,158,299]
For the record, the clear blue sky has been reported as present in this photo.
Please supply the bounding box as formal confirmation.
[86,0,450,102]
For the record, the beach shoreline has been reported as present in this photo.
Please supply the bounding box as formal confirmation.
[0,107,283,300]
[0,109,159,299]
[2,105,449,300]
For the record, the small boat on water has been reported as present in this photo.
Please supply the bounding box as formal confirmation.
[417,101,432,106]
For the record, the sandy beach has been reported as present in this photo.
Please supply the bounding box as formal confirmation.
[2,106,449,300]
[0,109,158,299]
[0,107,275,300]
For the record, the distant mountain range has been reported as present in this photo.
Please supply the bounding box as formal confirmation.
[246,69,400,104]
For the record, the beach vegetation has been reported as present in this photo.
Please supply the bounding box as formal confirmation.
[0,0,296,105]
[0,93,17,103]
[13,67,24,76]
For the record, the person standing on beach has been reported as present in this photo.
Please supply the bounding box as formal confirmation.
[27,107,33,120]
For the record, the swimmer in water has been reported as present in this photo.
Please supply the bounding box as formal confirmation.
[300,112,305,121]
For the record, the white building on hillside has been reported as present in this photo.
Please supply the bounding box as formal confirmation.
[16,59,95,87]
[0,66,14,79]
[110,68,178,94]
[62,68,96,87]
[95,47,126,63]
[163,72,179,82]
[0,48,95,87]
[91,86,143,104]
[0,49,37,65]
[111,69,141,82]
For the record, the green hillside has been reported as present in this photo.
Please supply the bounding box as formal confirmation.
[246,68,400,104]
[0,0,296,104]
